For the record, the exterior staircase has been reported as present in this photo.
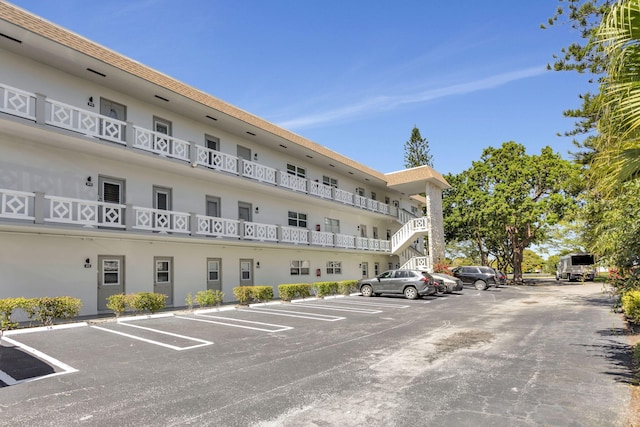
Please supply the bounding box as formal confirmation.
[391,209,432,271]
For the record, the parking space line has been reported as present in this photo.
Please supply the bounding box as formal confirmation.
[91,324,213,351]
[1,336,78,384]
[247,307,345,322]
[176,315,293,333]
[323,299,410,309]
[290,302,382,314]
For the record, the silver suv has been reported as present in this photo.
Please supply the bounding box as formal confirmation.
[358,269,437,300]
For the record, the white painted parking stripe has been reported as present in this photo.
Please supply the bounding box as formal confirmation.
[1,336,78,384]
[247,307,345,322]
[290,302,382,314]
[91,324,213,351]
[323,299,410,309]
[176,315,293,333]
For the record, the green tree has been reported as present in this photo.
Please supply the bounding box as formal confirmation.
[443,142,582,282]
[522,249,544,273]
[403,126,433,168]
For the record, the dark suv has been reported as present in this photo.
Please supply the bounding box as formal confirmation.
[450,266,499,290]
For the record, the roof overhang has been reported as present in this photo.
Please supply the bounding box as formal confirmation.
[384,165,450,195]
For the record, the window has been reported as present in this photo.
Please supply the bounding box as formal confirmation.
[100,98,126,121]
[99,176,125,204]
[154,117,172,135]
[286,164,306,178]
[322,176,338,188]
[371,192,377,201]
[324,218,340,233]
[288,211,307,228]
[156,260,170,283]
[356,187,365,196]
[374,262,380,276]
[240,260,252,281]
[373,227,379,239]
[291,260,310,275]
[153,186,172,210]
[411,206,419,215]
[326,261,342,275]
[103,259,121,285]
[206,196,221,217]
[359,225,367,238]
[207,259,220,281]
[385,196,390,205]
[205,135,219,151]
[388,262,394,271]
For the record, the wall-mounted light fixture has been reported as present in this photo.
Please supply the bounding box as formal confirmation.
[358,263,362,269]
[253,153,258,161]
[84,258,91,268]
[85,176,93,187]
[87,96,95,107]
[256,262,260,269]
[255,206,259,214]
[357,225,360,231]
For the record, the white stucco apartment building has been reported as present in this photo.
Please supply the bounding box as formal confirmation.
[0,3,449,316]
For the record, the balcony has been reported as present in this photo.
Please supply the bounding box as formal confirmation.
[0,188,392,253]
[0,82,400,219]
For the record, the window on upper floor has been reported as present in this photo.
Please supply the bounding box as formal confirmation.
[411,206,419,216]
[206,196,221,217]
[385,196,390,205]
[100,98,126,121]
[99,176,125,204]
[288,211,307,228]
[287,164,306,178]
[322,176,338,188]
[154,116,172,135]
[237,145,251,161]
[205,134,219,151]
[324,218,340,233]
[355,187,365,197]
[326,261,342,275]
[371,192,377,201]
[373,227,379,239]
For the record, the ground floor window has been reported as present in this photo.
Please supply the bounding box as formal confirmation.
[326,261,342,275]
[374,262,380,276]
[291,260,310,275]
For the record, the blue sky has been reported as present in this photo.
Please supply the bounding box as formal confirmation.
[9,0,591,176]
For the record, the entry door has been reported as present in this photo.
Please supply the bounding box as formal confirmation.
[154,257,173,306]
[239,259,253,287]
[98,256,124,311]
[361,261,369,278]
[237,145,252,161]
[207,258,222,291]
[238,202,252,222]
[153,186,172,231]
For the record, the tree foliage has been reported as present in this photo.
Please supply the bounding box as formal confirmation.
[443,142,582,282]
[403,126,433,168]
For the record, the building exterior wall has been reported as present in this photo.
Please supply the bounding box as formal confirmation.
[0,5,447,316]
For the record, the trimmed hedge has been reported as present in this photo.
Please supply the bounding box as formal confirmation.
[106,292,167,316]
[0,296,82,329]
[195,289,225,307]
[622,290,640,324]
[278,284,312,301]
[233,286,274,305]
[337,280,359,295]
[312,281,339,298]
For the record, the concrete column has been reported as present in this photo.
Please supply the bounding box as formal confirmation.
[125,203,134,231]
[35,93,46,125]
[34,191,45,224]
[126,122,135,149]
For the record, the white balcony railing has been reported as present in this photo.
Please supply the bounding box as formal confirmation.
[0,84,36,120]
[355,236,369,250]
[133,127,190,161]
[280,226,309,245]
[310,230,334,246]
[195,146,239,175]
[242,160,277,184]
[279,174,307,193]
[133,207,190,233]
[46,99,126,145]
[196,215,239,238]
[243,221,278,242]
[335,233,356,249]
[334,189,354,205]
[354,195,367,209]
[45,196,125,228]
[309,182,333,199]
[0,189,35,220]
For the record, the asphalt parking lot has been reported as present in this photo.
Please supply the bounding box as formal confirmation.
[0,283,633,426]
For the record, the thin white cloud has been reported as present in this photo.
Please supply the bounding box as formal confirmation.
[277,66,546,130]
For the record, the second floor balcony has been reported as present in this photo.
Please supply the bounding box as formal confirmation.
[0,82,397,218]
[0,188,392,253]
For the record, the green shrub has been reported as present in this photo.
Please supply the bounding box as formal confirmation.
[252,286,274,302]
[312,281,339,298]
[196,289,225,307]
[277,284,312,301]
[0,297,29,330]
[31,296,82,326]
[233,286,254,305]
[106,294,130,317]
[337,280,358,295]
[185,293,195,311]
[130,292,166,314]
[621,290,640,324]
